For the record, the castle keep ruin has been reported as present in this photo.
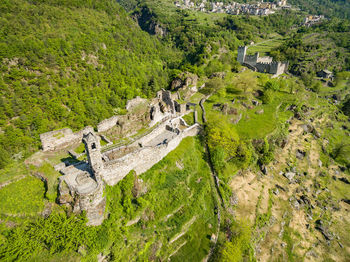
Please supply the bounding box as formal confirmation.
[58,132,106,226]
[237,46,288,76]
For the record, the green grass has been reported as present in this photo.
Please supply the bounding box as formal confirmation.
[74,143,85,154]
[189,92,205,104]
[100,138,108,146]
[0,176,45,215]
[30,163,61,202]
[203,72,295,139]
[235,94,294,139]
[104,136,218,260]
[0,163,28,184]
[247,36,285,56]
[182,112,195,126]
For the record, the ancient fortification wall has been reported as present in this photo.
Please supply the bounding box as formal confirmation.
[270,61,288,75]
[257,56,273,63]
[48,88,197,226]
[255,62,271,73]
[244,53,259,65]
[126,96,148,112]
[97,116,119,133]
[40,126,93,151]
[102,123,201,186]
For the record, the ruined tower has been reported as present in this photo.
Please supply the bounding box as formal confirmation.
[83,132,103,183]
[237,46,247,64]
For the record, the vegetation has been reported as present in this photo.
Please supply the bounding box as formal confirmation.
[0,176,45,216]
[1,0,350,261]
[0,0,180,168]
[0,137,218,261]
[270,19,350,75]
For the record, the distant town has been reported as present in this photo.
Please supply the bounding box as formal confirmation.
[175,0,291,16]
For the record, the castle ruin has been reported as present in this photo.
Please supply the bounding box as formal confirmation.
[43,88,199,225]
[237,46,288,76]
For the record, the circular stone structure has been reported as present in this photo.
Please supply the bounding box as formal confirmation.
[76,172,98,194]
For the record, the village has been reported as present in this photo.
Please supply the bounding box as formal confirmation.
[175,0,290,16]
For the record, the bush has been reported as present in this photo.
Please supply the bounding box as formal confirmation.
[206,114,240,161]
[261,89,274,104]
[217,220,252,262]
[264,80,280,91]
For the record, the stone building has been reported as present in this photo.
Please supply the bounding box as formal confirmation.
[237,46,288,76]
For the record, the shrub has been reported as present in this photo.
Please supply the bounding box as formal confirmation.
[217,220,252,262]
[261,89,274,104]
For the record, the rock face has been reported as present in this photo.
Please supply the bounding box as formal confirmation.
[133,6,167,37]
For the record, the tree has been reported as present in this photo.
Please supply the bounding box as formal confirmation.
[232,73,257,94]
[206,114,240,160]
[217,220,252,262]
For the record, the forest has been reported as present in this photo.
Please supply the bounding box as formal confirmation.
[0,0,181,168]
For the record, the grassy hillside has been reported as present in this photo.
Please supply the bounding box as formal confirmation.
[270,19,350,75]
[0,0,181,168]
[289,0,350,19]
[0,136,219,261]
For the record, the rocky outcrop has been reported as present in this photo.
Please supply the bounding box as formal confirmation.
[132,6,167,37]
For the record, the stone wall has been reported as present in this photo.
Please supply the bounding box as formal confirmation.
[40,126,93,152]
[270,61,288,76]
[257,56,273,63]
[126,96,148,112]
[102,123,201,186]
[97,115,119,133]
[130,120,170,147]
[157,89,176,113]
[149,102,171,127]
[255,62,271,73]
[244,53,259,65]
